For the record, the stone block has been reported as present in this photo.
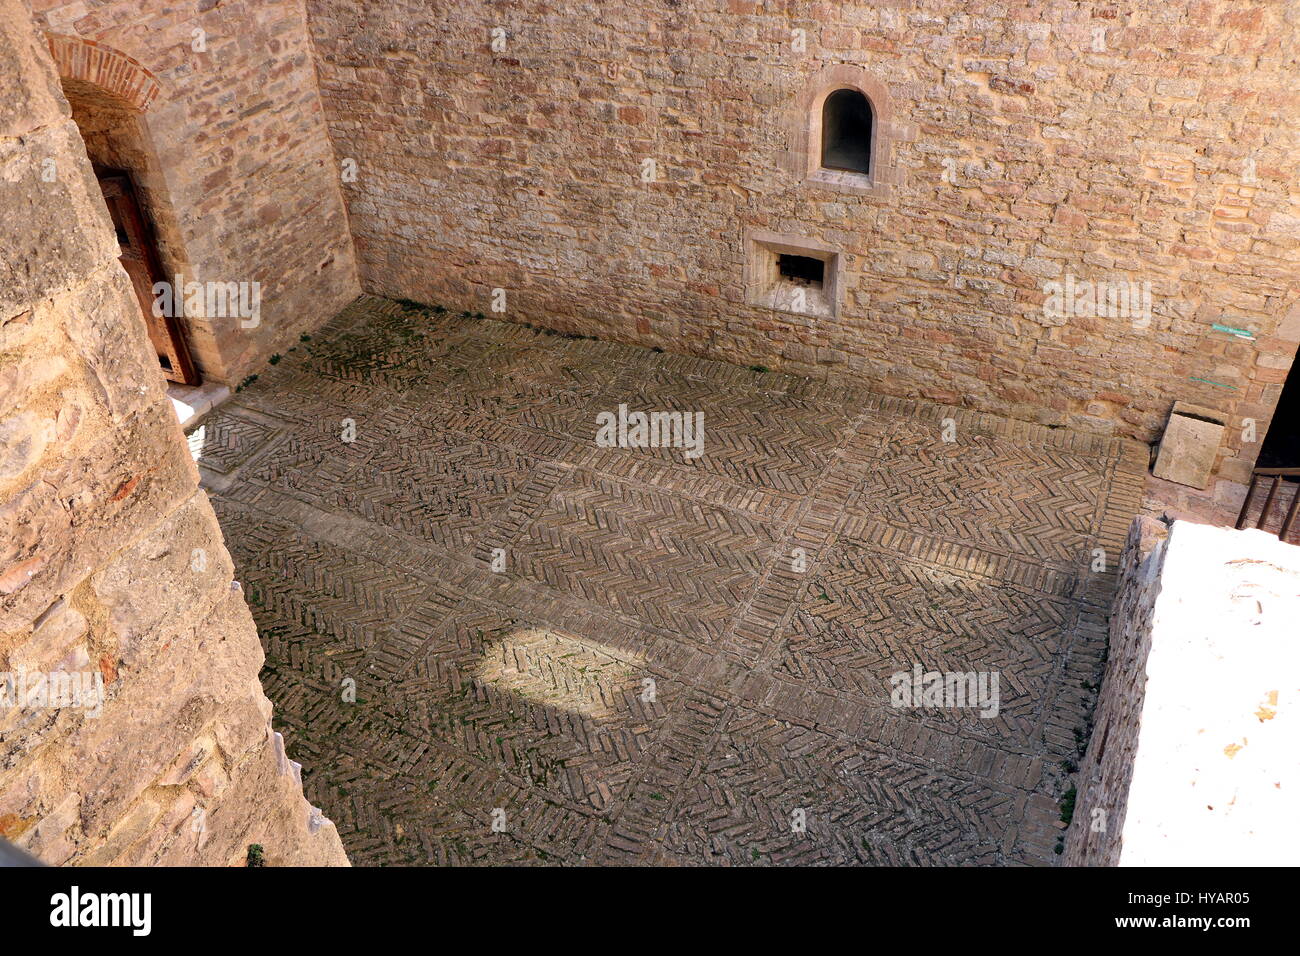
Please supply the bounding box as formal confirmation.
[156,733,218,787]
[77,797,163,867]
[35,589,265,843]
[50,272,170,425]
[11,793,80,866]
[0,0,70,139]
[0,398,197,631]
[1218,456,1254,485]
[0,121,121,320]
[0,353,68,422]
[90,491,235,672]
[0,410,55,483]
[6,600,88,673]
[1152,402,1226,490]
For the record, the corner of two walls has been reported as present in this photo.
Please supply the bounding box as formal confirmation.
[1,0,347,866]
[301,0,1300,491]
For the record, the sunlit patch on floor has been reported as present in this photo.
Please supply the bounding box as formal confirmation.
[472,627,644,721]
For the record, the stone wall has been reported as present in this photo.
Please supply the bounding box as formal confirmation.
[1061,515,1167,865]
[33,0,361,385]
[1064,517,1299,865]
[304,0,1300,484]
[0,0,347,866]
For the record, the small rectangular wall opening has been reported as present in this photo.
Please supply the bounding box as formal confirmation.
[745,231,840,320]
[777,254,824,286]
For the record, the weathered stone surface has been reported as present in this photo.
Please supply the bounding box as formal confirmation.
[0,354,67,423]
[0,399,198,631]
[0,0,66,137]
[90,491,236,671]
[51,271,170,425]
[0,0,346,867]
[0,411,54,482]
[5,600,87,674]
[0,119,121,320]
[1152,401,1226,490]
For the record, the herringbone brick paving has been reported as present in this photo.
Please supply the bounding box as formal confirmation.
[197,296,1146,866]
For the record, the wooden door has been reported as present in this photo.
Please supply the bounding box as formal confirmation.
[95,169,199,385]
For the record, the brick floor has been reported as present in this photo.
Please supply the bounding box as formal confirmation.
[196,296,1147,865]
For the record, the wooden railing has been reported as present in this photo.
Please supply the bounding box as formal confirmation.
[1235,467,1300,542]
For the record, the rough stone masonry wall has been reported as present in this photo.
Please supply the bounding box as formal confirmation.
[0,0,347,865]
[32,0,360,385]
[1065,517,1299,865]
[1061,515,1166,865]
[304,0,1300,484]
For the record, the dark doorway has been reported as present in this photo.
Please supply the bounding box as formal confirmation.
[1257,350,1300,468]
[95,168,198,385]
[1242,349,1300,543]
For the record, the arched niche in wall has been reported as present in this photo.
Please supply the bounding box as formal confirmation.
[788,64,905,197]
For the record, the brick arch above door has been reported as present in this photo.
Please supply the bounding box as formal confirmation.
[46,32,161,112]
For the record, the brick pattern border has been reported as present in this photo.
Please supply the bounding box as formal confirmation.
[46,32,160,111]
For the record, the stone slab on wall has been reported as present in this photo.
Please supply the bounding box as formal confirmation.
[1065,516,1299,865]
[304,0,1299,485]
[1151,401,1226,490]
[33,0,361,385]
[1,0,347,866]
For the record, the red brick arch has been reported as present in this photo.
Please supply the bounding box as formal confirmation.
[46,33,161,111]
